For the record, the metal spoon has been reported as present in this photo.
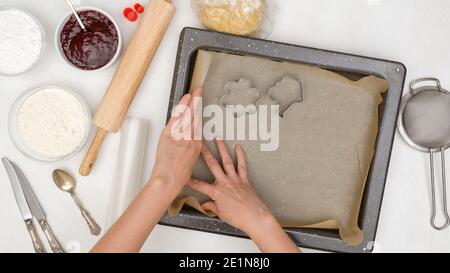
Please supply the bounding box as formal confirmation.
[64,0,86,31]
[52,169,101,236]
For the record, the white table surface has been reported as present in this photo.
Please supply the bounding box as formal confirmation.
[1,0,450,253]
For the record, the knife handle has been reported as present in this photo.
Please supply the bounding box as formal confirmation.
[40,220,64,253]
[25,220,46,253]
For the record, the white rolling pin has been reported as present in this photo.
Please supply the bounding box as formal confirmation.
[105,118,149,229]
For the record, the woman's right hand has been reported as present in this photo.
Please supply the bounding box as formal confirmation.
[188,139,273,233]
[188,139,300,253]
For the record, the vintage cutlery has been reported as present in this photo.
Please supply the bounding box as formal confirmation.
[2,158,46,253]
[2,158,64,253]
[52,169,101,236]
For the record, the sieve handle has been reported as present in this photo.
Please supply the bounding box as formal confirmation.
[428,148,450,231]
[410,78,444,94]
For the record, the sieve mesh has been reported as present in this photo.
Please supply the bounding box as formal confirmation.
[403,90,450,149]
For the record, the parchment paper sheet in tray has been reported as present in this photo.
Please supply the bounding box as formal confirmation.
[168,49,388,245]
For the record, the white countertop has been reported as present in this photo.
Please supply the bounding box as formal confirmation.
[1,0,450,253]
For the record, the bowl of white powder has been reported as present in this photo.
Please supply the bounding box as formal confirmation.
[0,7,46,76]
[9,85,91,162]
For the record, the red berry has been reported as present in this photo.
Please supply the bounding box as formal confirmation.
[134,3,145,14]
[123,7,138,22]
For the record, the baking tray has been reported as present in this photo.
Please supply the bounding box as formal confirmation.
[160,27,406,253]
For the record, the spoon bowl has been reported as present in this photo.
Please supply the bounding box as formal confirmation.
[52,169,76,193]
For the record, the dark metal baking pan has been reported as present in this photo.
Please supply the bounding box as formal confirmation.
[160,27,406,253]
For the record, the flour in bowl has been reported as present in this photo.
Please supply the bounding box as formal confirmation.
[17,86,89,159]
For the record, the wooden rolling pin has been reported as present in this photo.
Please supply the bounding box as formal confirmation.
[79,0,176,176]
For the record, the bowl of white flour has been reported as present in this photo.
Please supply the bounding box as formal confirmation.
[0,7,46,76]
[9,85,91,162]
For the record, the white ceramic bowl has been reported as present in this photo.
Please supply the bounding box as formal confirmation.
[0,7,46,76]
[55,6,122,71]
[8,84,92,162]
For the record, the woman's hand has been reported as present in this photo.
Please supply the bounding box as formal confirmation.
[188,139,300,253]
[189,139,272,233]
[91,88,203,253]
[151,88,203,193]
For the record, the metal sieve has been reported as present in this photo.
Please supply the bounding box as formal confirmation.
[398,78,450,230]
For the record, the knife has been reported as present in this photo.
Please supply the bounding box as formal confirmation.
[9,160,65,253]
[2,158,46,253]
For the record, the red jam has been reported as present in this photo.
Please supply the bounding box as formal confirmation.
[60,10,119,70]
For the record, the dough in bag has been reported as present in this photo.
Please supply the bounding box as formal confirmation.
[193,0,267,35]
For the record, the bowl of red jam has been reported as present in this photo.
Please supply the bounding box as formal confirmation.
[55,7,122,71]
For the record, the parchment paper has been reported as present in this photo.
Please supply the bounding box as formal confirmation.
[169,50,388,245]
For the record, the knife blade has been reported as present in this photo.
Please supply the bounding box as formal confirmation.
[2,158,46,253]
[10,161,65,253]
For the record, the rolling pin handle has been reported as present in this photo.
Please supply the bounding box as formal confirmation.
[79,128,108,176]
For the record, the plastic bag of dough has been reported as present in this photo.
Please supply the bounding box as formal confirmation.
[192,0,275,37]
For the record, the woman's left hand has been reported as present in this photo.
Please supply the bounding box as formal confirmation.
[150,88,203,192]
